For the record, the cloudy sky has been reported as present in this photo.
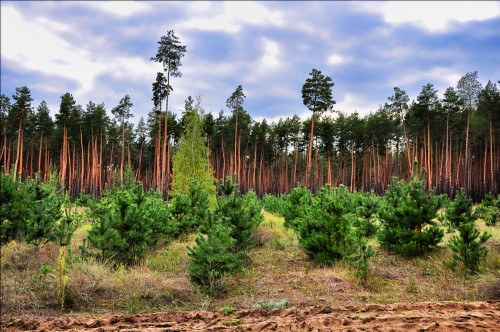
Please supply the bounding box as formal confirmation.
[2,1,500,125]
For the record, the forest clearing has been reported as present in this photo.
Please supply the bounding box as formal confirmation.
[3,4,500,330]
[2,198,499,331]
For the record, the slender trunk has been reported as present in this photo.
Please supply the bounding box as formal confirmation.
[38,131,43,174]
[490,113,494,194]
[293,136,298,187]
[13,117,23,180]
[314,137,319,190]
[253,144,257,191]
[138,141,143,180]
[465,109,471,194]
[234,109,238,181]
[427,112,432,190]
[163,70,170,194]
[403,120,412,176]
[306,113,315,189]
[81,128,85,192]
[222,139,226,179]
[350,143,355,192]
[120,121,125,183]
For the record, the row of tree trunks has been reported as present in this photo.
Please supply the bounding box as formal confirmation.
[2,130,499,201]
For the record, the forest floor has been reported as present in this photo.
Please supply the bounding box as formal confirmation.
[2,211,500,331]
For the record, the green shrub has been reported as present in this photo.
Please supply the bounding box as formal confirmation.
[478,193,500,226]
[85,184,175,265]
[347,229,378,286]
[352,192,380,238]
[446,188,477,228]
[170,180,211,236]
[262,194,286,216]
[214,177,263,253]
[1,171,32,243]
[0,172,74,245]
[283,185,311,230]
[297,185,355,265]
[188,221,242,296]
[448,222,491,274]
[378,175,443,256]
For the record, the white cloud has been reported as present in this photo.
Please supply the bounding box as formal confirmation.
[87,1,151,17]
[336,93,378,116]
[1,5,105,96]
[355,1,500,32]
[247,38,283,83]
[391,67,462,88]
[327,54,348,66]
[182,2,283,33]
[260,38,281,69]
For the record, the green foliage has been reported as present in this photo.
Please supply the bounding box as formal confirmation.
[171,104,216,206]
[297,185,355,265]
[301,68,335,114]
[1,171,31,243]
[215,177,263,253]
[478,193,500,226]
[187,178,261,296]
[448,222,491,274]
[445,188,477,228]
[86,184,175,265]
[378,175,444,256]
[283,185,312,230]
[188,221,242,296]
[348,229,378,286]
[352,192,380,238]
[262,194,286,216]
[170,180,211,235]
[1,172,74,245]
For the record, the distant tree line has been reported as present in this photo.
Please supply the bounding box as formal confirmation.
[1,30,499,200]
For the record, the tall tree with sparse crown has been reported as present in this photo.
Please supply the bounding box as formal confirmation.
[226,85,245,182]
[301,69,335,189]
[151,30,186,195]
[111,95,133,184]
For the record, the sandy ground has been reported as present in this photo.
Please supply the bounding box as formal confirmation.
[2,301,499,331]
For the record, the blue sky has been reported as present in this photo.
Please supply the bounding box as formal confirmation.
[2,1,500,125]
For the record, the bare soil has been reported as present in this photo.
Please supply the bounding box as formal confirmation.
[2,301,499,331]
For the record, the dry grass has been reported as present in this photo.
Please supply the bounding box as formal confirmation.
[2,209,499,319]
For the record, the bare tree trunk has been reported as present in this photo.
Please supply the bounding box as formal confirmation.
[163,71,170,195]
[427,113,432,190]
[350,143,355,192]
[285,144,289,192]
[465,109,471,193]
[490,113,495,194]
[81,129,85,192]
[120,121,125,184]
[38,131,43,174]
[234,110,238,182]
[13,118,23,181]
[305,113,315,189]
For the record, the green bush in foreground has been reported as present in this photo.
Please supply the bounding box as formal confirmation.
[1,172,74,245]
[446,188,477,228]
[378,174,443,257]
[448,221,491,274]
[85,184,175,265]
[297,185,355,265]
[215,177,263,253]
[188,221,242,296]
[283,185,311,230]
[477,193,500,226]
